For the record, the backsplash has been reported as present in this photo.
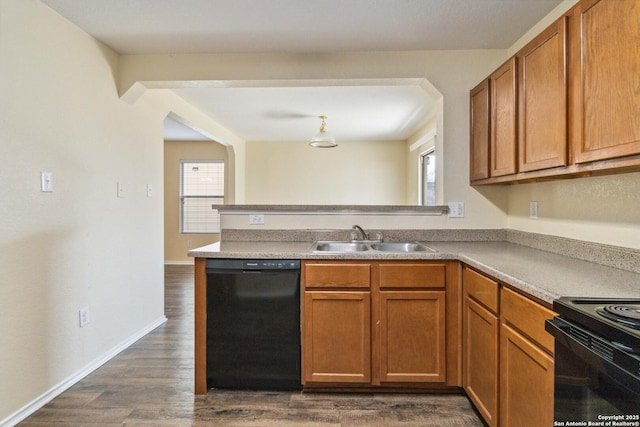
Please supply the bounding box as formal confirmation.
[505,230,640,275]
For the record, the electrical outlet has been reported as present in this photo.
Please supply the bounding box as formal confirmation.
[187,240,193,249]
[447,202,465,218]
[79,307,89,328]
[530,201,539,219]
[249,214,265,225]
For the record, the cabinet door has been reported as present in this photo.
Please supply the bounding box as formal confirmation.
[570,0,640,163]
[518,16,568,172]
[378,291,446,383]
[500,323,554,427]
[490,57,518,177]
[463,297,499,427]
[302,291,371,384]
[470,79,491,181]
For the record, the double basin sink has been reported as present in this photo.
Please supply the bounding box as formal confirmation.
[312,241,436,253]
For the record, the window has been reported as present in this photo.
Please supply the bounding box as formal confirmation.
[419,148,436,206]
[180,160,224,233]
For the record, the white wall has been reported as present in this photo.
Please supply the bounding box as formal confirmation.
[0,0,167,422]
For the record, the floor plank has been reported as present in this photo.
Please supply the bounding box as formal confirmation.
[19,264,484,426]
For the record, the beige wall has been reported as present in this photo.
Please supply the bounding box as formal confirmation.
[0,0,166,422]
[2,0,637,421]
[506,173,640,249]
[218,0,640,250]
[164,140,228,263]
[245,140,407,204]
[118,49,510,231]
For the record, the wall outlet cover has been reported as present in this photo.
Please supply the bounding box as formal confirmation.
[447,202,465,218]
[249,214,265,225]
[530,201,539,219]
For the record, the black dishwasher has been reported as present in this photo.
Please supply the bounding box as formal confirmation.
[206,259,301,390]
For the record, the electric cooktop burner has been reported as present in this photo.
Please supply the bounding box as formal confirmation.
[552,298,640,351]
[597,304,640,330]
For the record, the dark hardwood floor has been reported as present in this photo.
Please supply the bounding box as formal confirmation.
[19,265,484,426]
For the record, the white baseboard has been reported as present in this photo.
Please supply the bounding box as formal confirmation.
[164,260,194,265]
[0,316,168,427]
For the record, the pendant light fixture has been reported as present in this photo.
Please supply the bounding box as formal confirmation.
[309,115,337,148]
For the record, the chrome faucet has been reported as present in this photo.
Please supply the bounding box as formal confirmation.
[352,224,369,241]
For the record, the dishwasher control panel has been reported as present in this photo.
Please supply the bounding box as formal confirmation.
[243,260,300,270]
[206,258,300,271]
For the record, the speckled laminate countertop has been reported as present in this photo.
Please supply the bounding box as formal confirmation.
[188,240,640,305]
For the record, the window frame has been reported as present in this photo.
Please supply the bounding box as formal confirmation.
[418,147,436,206]
[179,159,225,234]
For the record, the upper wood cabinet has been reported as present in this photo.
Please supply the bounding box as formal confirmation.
[490,57,518,177]
[517,16,568,172]
[569,0,640,164]
[470,79,491,181]
[471,0,640,184]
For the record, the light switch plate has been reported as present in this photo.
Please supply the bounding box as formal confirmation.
[41,171,53,192]
[117,181,125,198]
[79,307,89,328]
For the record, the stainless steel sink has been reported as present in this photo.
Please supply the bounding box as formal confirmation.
[311,241,436,253]
[312,242,370,252]
[369,242,435,253]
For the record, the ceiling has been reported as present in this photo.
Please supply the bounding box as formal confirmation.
[41,0,565,143]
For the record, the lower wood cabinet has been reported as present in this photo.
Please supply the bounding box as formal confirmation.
[302,260,460,390]
[464,296,499,427]
[462,267,556,427]
[463,266,499,427]
[499,323,554,427]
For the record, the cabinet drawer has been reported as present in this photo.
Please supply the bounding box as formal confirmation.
[378,263,446,289]
[304,263,371,289]
[501,287,556,354]
[463,267,499,314]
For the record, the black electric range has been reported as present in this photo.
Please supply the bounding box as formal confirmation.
[552,297,640,352]
[546,297,640,423]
